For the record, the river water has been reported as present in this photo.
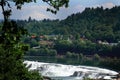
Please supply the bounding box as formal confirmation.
[24,61,118,80]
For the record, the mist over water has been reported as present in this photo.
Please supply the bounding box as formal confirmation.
[24,61,118,80]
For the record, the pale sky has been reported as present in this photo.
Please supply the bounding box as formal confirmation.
[0,0,120,20]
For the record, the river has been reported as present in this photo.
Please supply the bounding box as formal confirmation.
[24,60,118,80]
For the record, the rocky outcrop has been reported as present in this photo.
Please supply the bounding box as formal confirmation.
[116,73,120,80]
[70,71,120,80]
[71,71,83,77]
[43,76,52,80]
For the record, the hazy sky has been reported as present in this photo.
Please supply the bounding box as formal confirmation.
[0,0,120,20]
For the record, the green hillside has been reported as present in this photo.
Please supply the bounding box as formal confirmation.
[17,6,120,43]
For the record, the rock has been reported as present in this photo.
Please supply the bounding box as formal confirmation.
[116,73,120,80]
[71,71,84,77]
[43,76,52,80]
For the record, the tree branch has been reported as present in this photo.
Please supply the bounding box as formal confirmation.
[1,0,6,21]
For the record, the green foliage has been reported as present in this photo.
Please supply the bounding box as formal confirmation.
[112,43,120,56]
[0,21,43,80]
[25,34,120,57]
[66,52,79,59]
[54,40,72,54]
[30,39,39,48]
[11,0,69,14]
[93,54,100,61]
[0,21,27,45]
[28,71,43,80]
[27,48,57,56]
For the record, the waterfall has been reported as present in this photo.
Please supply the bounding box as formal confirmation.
[24,60,118,80]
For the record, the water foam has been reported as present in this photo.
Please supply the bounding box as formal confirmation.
[24,60,118,80]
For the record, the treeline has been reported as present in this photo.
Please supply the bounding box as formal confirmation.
[26,48,57,56]
[62,6,120,42]
[16,6,120,43]
[25,38,120,57]
[54,39,120,57]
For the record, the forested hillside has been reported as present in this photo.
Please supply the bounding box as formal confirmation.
[17,6,120,43]
[62,6,120,42]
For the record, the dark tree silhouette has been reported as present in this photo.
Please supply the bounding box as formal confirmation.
[0,0,69,80]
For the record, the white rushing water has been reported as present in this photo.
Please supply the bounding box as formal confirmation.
[24,61,118,80]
